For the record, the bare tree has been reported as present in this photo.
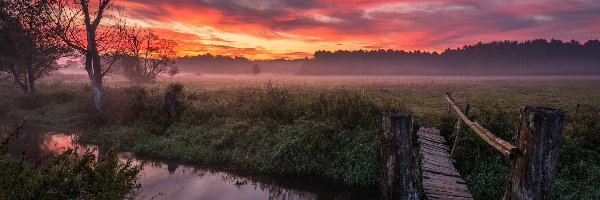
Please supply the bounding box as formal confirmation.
[49,0,127,110]
[0,0,71,93]
[121,28,178,83]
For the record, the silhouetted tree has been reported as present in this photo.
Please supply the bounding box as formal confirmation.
[0,0,71,93]
[177,54,303,74]
[121,28,178,83]
[50,0,128,110]
[167,67,179,77]
[300,39,600,75]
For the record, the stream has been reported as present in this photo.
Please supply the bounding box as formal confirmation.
[0,120,378,200]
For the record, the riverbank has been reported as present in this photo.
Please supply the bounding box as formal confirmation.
[3,76,600,199]
[0,120,378,199]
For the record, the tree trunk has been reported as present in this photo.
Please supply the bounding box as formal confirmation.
[85,51,102,110]
[26,63,36,93]
[9,64,29,93]
[13,75,29,93]
[93,53,103,86]
[28,76,36,93]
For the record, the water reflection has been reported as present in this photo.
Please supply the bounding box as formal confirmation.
[0,121,96,160]
[0,121,378,200]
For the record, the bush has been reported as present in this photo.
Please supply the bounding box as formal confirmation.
[14,93,48,109]
[0,124,140,199]
[0,149,140,200]
[103,86,149,124]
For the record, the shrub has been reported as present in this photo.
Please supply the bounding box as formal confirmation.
[0,123,140,199]
[103,86,149,124]
[13,93,48,109]
[0,149,141,200]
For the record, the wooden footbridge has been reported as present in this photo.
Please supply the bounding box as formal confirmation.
[380,93,565,200]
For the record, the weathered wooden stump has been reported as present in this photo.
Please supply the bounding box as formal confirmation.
[503,106,566,200]
[164,83,184,119]
[380,112,420,200]
[164,91,177,118]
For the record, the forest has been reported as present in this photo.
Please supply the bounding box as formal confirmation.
[177,54,304,75]
[299,39,600,75]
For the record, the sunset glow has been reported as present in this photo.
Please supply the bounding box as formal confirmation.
[120,0,600,59]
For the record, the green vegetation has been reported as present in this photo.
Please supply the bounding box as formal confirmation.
[2,76,600,199]
[0,123,141,199]
[0,150,141,199]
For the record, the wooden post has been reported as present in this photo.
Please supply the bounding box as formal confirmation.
[503,106,566,200]
[451,103,470,156]
[380,112,420,200]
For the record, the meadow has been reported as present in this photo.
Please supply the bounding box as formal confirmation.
[2,75,600,199]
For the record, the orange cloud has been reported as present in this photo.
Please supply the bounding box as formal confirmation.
[117,0,600,59]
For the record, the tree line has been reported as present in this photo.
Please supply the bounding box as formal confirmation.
[177,54,303,74]
[299,39,600,75]
[0,0,178,110]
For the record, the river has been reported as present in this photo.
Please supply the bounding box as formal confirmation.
[0,120,378,200]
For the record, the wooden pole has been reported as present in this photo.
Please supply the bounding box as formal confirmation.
[380,112,420,200]
[445,94,518,158]
[451,103,470,156]
[503,106,566,200]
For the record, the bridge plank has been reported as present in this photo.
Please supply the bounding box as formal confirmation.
[419,142,450,151]
[423,180,470,190]
[418,127,473,200]
[420,145,452,155]
[423,172,466,183]
[420,148,453,158]
[419,134,446,143]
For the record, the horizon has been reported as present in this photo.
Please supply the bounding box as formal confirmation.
[179,38,600,61]
[120,0,600,60]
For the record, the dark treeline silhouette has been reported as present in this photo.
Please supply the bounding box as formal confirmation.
[299,39,600,75]
[177,54,304,75]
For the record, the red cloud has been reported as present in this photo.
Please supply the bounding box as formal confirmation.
[119,0,600,59]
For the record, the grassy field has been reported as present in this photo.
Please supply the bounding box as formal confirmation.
[2,75,600,199]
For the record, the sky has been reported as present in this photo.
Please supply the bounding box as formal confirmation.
[119,0,600,60]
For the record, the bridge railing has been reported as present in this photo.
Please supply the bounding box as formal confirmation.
[379,94,566,200]
[445,92,566,200]
[445,93,518,158]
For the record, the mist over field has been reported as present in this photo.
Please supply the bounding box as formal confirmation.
[167,39,600,76]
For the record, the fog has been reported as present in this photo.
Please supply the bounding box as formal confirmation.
[173,39,600,76]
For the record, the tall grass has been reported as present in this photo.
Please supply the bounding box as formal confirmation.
[130,86,400,187]
[2,80,600,199]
